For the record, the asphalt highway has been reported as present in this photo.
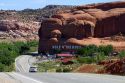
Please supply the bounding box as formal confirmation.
[19,73,125,83]
[1,73,125,83]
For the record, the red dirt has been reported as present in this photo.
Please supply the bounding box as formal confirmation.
[74,64,102,73]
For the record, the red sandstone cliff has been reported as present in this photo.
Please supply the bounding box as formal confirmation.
[38,1,125,53]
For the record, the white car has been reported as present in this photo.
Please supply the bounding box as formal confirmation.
[29,66,38,72]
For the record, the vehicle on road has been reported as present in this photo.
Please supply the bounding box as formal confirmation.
[29,66,38,72]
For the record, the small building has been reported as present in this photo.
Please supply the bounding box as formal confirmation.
[56,53,75,64]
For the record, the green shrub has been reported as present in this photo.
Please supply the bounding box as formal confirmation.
[76,45,113,57]
[71,59,79,64]
[37,61,79,72]
[3,64,14,72]
[27,40,38,47]
[56,67,63,72]
[76,44,98,56]
[13,42,30,54]
[93,52,106,63]
[0,63,4,72]
[77,56,93,64]
[119,51,125,59]
[63,67,71,72]
[98,45,113,55]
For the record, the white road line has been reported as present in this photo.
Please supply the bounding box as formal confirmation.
[12,72,44,83]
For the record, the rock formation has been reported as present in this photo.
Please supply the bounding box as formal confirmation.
[98,58,125,75]
[0,5,73,41]
[38,1,125,53]
[0,20,40,41]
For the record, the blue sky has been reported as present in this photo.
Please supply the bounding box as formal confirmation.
[0,0,121,10]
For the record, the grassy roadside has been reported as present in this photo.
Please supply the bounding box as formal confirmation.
[0,40,38,72]
[36,61,81,72]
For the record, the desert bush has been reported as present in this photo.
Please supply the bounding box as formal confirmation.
[63,67,71,72]
[76,44,98,56]
[27,40,38,47]
[77,56,93,64]
[71,59,79,64]
[76,45,113,57]
[56,67,63,72]
[38,61,60,72]
[119,51,125,59]
[98,45,113,55]
[37,60,80,72]
[77,52,106,64]
[93,52,106,63]
[13,42,30,54]
[0,63,4,72]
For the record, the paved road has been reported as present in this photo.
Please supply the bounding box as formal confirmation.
[15,55,37,72]
[0,72,41,83]
[1,73,125,83]
[0,73,20,83]
[19,73,125,83]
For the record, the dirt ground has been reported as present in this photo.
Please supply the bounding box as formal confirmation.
[79,36,125,51]
[73,64,104,73]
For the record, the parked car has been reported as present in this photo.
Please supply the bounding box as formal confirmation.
[109,51,119,56]
[29,66,38,72]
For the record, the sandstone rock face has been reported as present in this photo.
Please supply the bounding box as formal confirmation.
[0,20,40,41]
[39,1,125,53]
